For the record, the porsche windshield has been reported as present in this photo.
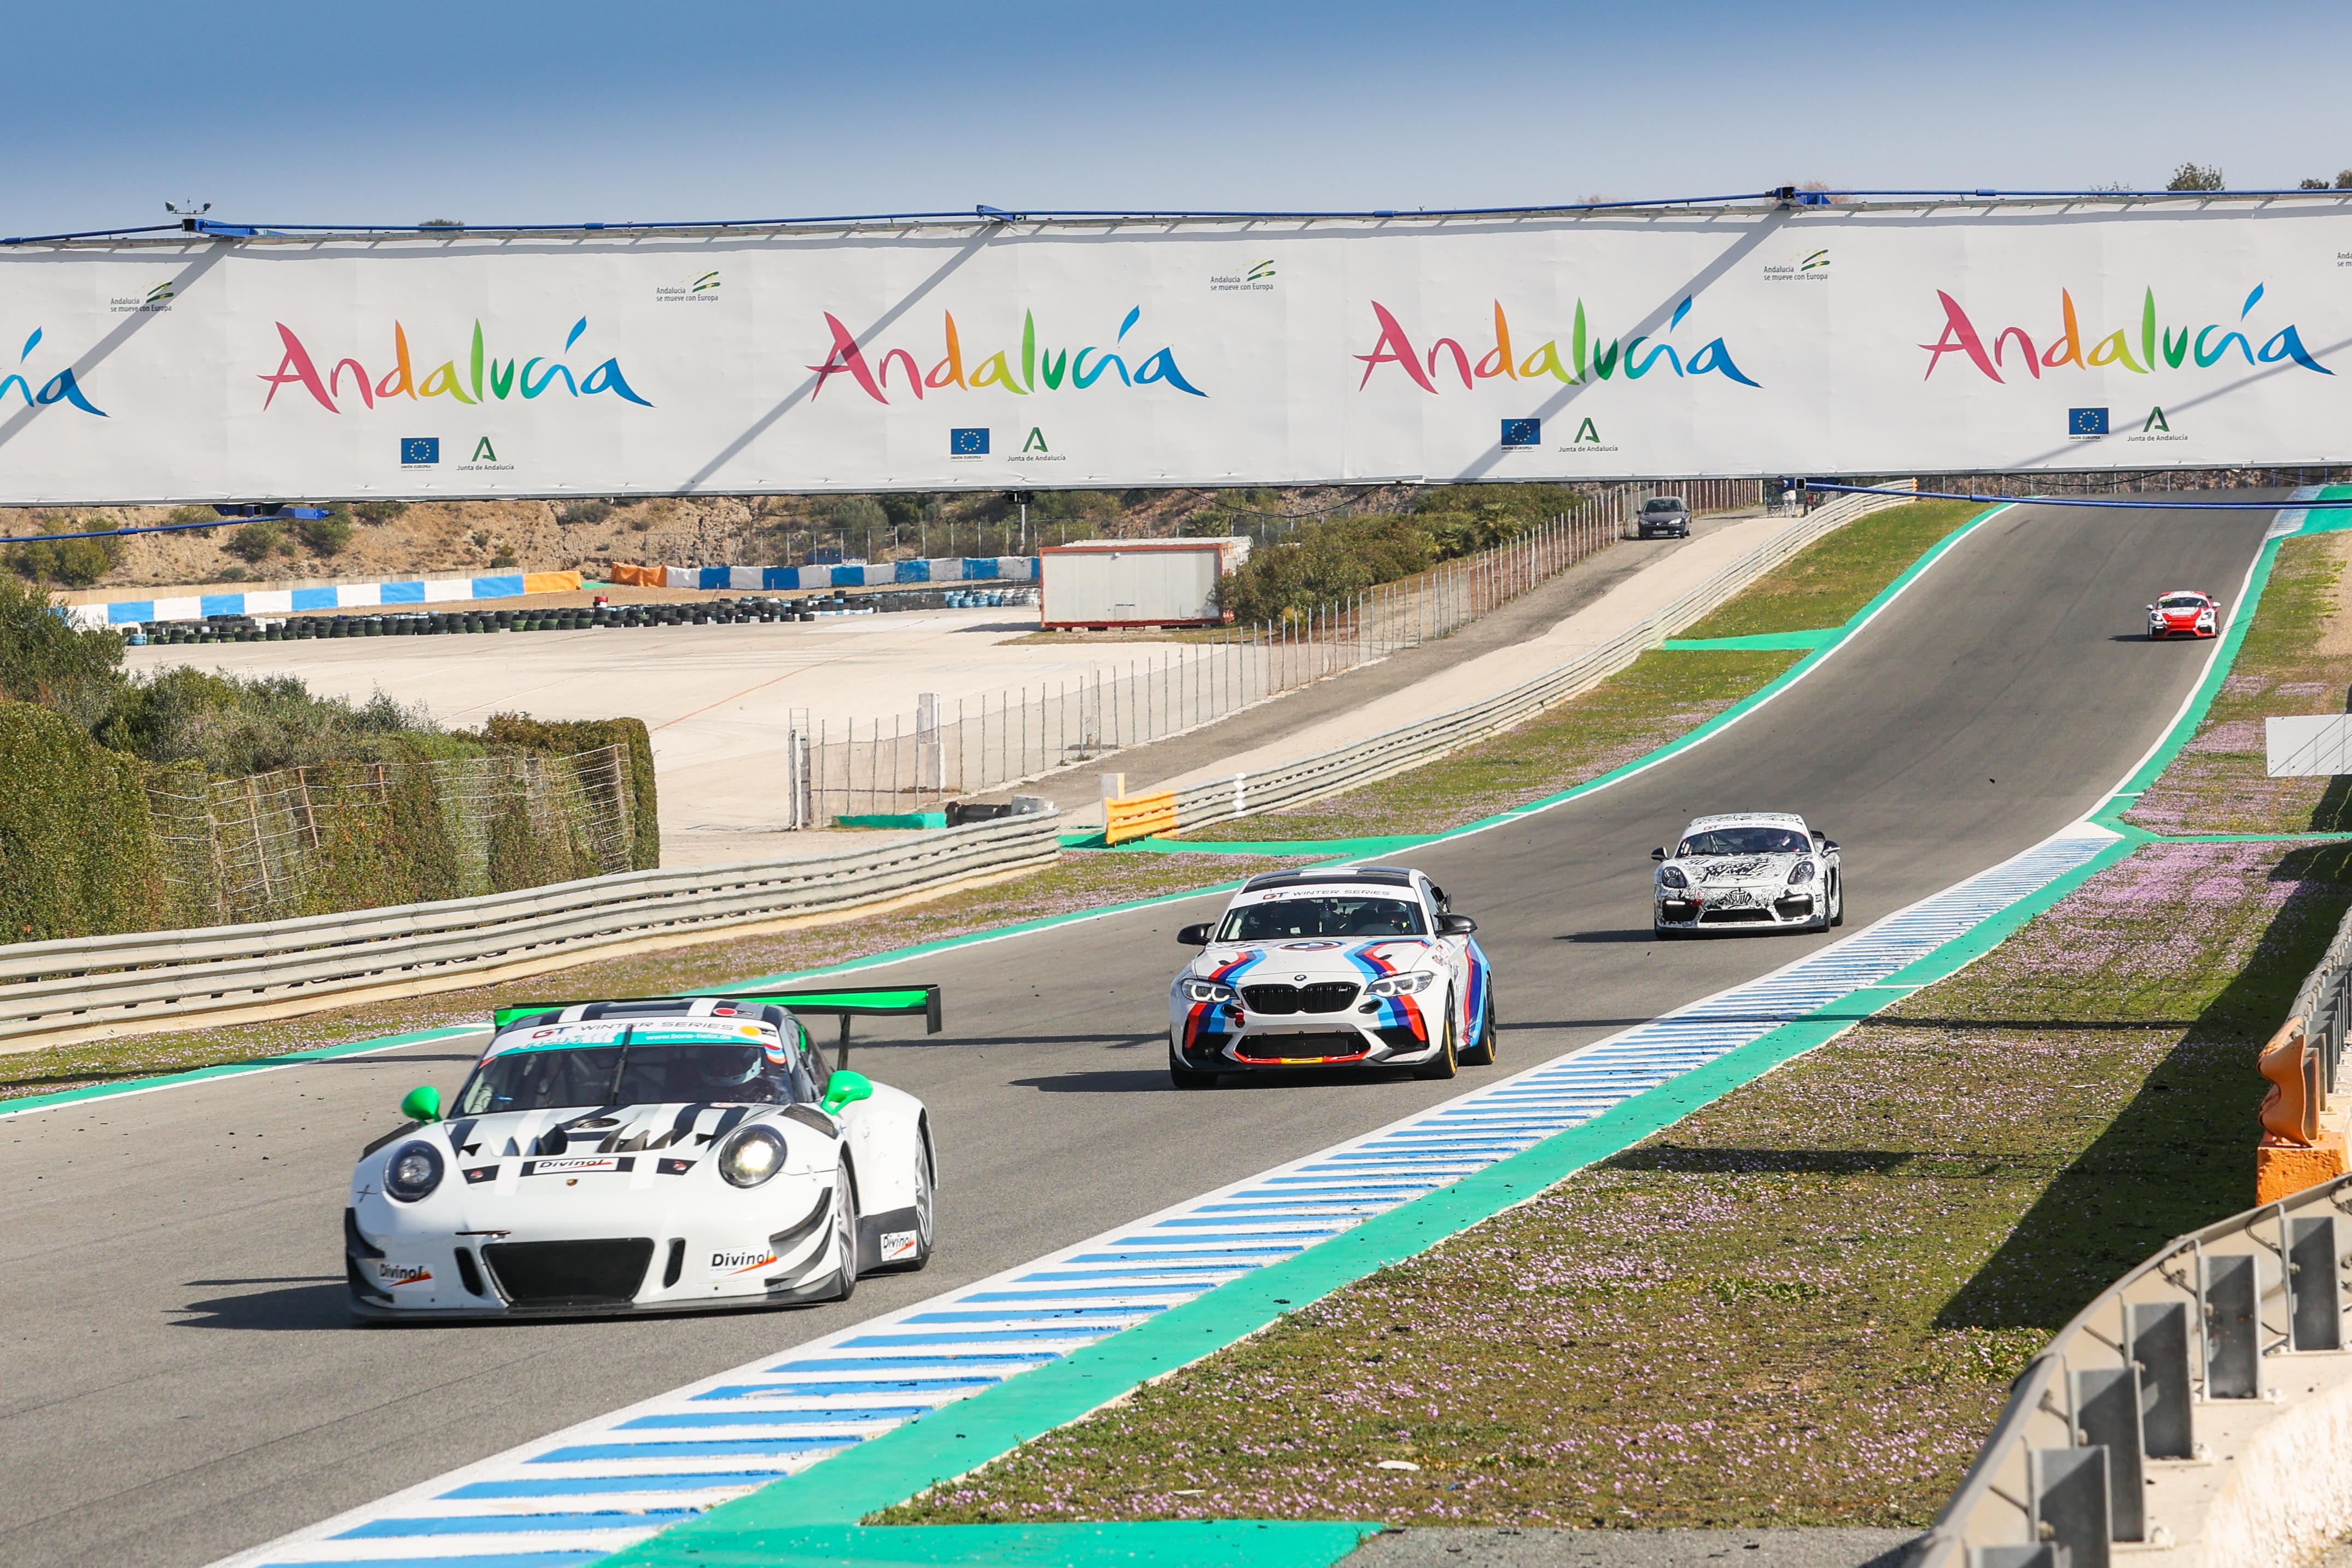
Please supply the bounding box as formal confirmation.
[1678,826,1810,857]
[2158,594,2208,609]
[1218,895,1428,940]
[455,1034,808,1114]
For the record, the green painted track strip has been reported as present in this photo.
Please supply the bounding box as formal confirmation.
[0,1026,480,1120]
[1662,627,1842,651]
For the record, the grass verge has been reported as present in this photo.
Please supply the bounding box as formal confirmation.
[1177,649,1799,842]
[1178,499,1974,844]
[0,850,1313,1104]
[2126,531,2352,834]
[1676,499,1984,640]
[880,837,2337,1529]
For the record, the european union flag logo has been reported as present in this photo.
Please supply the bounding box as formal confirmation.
[1500,418,1540,448]
[2069,407,2109,436]
[400,436,440,465]
[950,427,989,456]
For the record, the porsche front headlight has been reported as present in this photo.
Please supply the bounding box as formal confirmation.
[719,1126,787,1188]
[383,1140,445,1203]
[1180,979,1236,1004]
[1367,971,1437,996]
[1788,860,1817,885]
[1658,865,1689,890]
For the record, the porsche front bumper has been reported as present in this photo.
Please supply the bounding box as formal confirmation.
[1655,886,1818,931]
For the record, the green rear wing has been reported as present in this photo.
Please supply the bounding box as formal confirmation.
[492,985,941,1066]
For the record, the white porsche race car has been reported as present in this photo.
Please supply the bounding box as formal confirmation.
[1169,866,1497,1087]
[346,993,938,1322]
[1652,812,1843,938]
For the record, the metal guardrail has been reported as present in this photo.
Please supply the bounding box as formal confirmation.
[0,813,1060,1050]
[1919,900,2352,1568]
[1136,484,1922,839]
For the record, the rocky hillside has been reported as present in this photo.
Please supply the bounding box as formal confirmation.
[6,485,1408,595]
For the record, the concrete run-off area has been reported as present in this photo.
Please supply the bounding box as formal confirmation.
[124,604,1201,865]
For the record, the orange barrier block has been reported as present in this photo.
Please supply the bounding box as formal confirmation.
[1104,790,1179,846]
[2259,1015,2318,1145]
[522,570,584,594]
[610,562,661,587]
[2258,1130,2349,1205]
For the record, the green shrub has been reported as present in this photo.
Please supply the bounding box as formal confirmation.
[0,573,125,728]
[1219,517,1437,624]
[478,713,661,870]
[353,499,407,524]
[294,512,354,556]
[557,499,615,526]
[227,517,291,563]
[5,532,123,587]
[0,702,171,942]
[97,666,433,777]
[166,504,220,528]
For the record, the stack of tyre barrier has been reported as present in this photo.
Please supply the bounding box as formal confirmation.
[118,586,1053,644]
[127,596,851,644]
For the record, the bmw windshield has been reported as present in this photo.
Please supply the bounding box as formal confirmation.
[1677,827,1810,857]
[1217,896,1429,941]
[455,1032,813,1114]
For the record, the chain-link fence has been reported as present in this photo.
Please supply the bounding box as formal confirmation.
[799,480,1766,819]
[144,744,637,926]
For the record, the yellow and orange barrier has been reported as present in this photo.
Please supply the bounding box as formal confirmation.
[522,570,584,594]
[2256,1015,2350,1204]
[1104,790,1179,846]
[610,562,663,588]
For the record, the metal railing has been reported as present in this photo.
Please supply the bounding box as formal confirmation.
[1129,483,1918,837]
[0,813,1059,1051]
[800,479,1767,819]
[1919,900,2352,1568]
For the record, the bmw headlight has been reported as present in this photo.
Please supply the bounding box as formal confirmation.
[718,1125,788,1188]
[1788,860,1817,885]
[1180,979,1236,1004]
[1367,971,1437,996]
[383,1140,445,1203]
[1658,865,1689,890]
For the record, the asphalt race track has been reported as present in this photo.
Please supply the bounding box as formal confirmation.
[0,497,2280,1567]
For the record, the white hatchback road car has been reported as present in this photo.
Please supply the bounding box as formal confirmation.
[1651,812,1843,938]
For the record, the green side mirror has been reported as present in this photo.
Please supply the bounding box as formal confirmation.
[821,1070,874,1115]
[400,1085,442,1123]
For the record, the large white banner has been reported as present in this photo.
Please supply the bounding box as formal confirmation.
[2,202,2349,503]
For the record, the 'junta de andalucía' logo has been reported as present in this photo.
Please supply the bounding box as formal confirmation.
[0,329,104,415]
[807,307,1207,404]
[259,317,653,412]
[1354,296,1762,392]
[1922,284,2331,382]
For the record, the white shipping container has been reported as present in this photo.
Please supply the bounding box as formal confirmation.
[1039,542,1226,628]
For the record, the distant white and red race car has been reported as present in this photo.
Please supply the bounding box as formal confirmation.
[2147,590,2222,640]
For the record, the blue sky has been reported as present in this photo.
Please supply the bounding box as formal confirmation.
[11,0,2352,234]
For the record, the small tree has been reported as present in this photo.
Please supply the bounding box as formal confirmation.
[2167,162,2225,191]
[354,499,407,524]
[556,499,614,526]
[294,512,353,556]
[227,517,290,563]
[2339,170,2352,190]
[2302,178,2332,190]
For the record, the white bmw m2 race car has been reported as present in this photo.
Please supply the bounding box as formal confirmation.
[347,992,939,1322]
[1652,812,1843,938]
[1169,866,1496,1087]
